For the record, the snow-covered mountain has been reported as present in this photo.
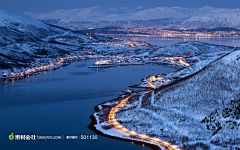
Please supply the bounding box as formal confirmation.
[0,8,102,72]
[24,5,240,29]
[24,5,137,21]
[0,9,47,28]
[0,8,55,46]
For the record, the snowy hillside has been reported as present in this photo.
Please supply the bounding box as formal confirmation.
[115,50,240,149]
[0,9,47,28]
[87,41,233,60]
[0,8,111,74]
[24,6,240,29]
[89,40,238,150]
[0,8,57,46]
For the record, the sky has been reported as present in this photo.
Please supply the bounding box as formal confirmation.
[0,0,239,13]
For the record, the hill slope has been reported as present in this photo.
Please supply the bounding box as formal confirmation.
[115,50,240,149]
[0,8,96,73]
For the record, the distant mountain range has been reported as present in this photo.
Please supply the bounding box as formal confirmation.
[24,5,240,29]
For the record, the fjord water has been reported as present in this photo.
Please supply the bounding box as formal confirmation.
[0,59,175,150]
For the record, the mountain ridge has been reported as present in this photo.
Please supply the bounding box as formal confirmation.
[23,5,240,29]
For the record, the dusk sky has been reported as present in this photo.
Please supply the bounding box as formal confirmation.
[0,0,239,13]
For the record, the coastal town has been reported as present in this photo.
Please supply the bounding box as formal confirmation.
[109,27,240,38]
[91,56,190,68]
[96,27,240,38]
[0,36,191,81]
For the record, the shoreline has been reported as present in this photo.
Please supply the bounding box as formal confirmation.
[88,110,161,150]
[88,48,238,150]
[88,89,179,150]
[1,41,237,149]
[88,93,163,150]
[0,55,125,82]
[0,55,183,83]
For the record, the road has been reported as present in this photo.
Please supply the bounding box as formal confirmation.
[108,77,182,150]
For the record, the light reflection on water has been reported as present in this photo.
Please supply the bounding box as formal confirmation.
[0,59,175,150]
[114,36,240,47]
[1,36,237,149]
[0,36,238,150]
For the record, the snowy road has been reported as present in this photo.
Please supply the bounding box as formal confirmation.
[108,77,182,150]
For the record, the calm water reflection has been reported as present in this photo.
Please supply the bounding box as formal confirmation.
[0,59,175,150]
[116,36,240,47]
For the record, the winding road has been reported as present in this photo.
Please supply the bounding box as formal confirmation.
[108,77,182,150]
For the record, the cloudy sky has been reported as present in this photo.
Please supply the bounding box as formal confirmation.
[0,0,239,13]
